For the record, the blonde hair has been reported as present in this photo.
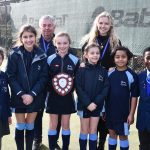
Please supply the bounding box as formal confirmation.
[14,24,37,47]
[81,11,120,51]
[53,32,71,45]
[0,47,5,60]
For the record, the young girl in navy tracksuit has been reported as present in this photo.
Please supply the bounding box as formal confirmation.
[81,11,121,150]
[46,32,79,150]
[106,46,138,150]
[76,43,109,150]
[6,25,48,150]
[0,48,12,150]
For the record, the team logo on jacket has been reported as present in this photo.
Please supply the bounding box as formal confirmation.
[54,64,59,67]
[67,65,73,71]
[2,87,7,93]
[52,73,73,96]
[38,65,41,70]
[121,81,127,86]
[98,75,103,81]
[0,79,5,85]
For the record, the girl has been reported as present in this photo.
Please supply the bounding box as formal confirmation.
[0,48,12,150]
[106,46,138,150]
[81,11,121,150]
[6,25,48,150]
[46,32,79,150]
[75,43,109,150]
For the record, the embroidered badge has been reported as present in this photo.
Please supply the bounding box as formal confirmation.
[38,65,41,71]
[121,81,127,86]
[3,87,7,92]
[98,75,103,81]
[67,65,73,71]
[0,79,5,85]
[54,64,59,67]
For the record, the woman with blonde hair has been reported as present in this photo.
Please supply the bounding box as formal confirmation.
[81,11,121,150]
[81,11,121,70]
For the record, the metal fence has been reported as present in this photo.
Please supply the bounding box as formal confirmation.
[0,0,149,73]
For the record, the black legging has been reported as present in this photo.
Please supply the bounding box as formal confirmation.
[138,130,150,150]
[97,117,108,148]
[34,110,61,143]
[56,115,61,141]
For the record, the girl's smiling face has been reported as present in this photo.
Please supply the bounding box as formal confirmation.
[114,50,128,70]
[21,31,36,51]
[55,35,70,57]
[85,47,100,65]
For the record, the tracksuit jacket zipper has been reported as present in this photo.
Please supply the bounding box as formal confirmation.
[61,57,64,73]
[19,51,46,92]
[20,53,31,91]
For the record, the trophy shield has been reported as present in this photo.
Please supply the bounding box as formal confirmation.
[52,73,73,96]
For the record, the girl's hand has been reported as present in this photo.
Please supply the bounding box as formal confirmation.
[108,67,115,71]
[22,94,33,105]
[80,62,85,68]
[26,95,33,105]
[8,117,12,125]
[87,103,97,111]
[127,113,134,125]
[21,94,26,100]
[22,94,28,105]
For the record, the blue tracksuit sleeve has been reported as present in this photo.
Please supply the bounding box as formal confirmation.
[130,73,139,98]
[94,71,109,105]
[6,53,25,97]
[75,69,91,108]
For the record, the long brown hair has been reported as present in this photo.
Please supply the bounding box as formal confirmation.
[14,24,37,47]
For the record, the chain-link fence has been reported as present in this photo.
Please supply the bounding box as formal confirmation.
[0,0,149,74]
[131,55,144,73]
